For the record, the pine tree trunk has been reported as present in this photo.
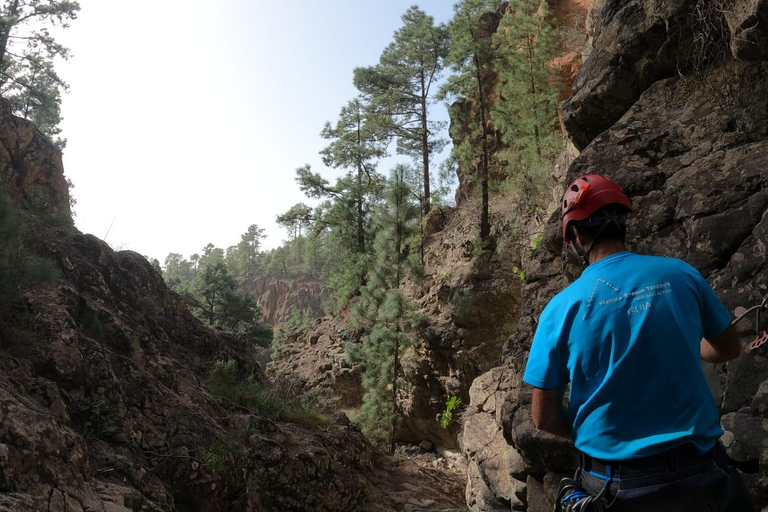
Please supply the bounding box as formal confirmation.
[528,36,541,157]
[420,70,430,216]
[356,166,365,254]
[474,55,491,243]
[0,1,20,82]
[208,292,216,325]
[356,111,366,254]
[391,323,401,455]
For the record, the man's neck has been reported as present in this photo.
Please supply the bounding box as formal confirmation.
[588,240,628,265]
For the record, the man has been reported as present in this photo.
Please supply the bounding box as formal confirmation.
[523,174,754,511]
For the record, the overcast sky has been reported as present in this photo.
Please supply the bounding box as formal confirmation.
[55,1,456,262]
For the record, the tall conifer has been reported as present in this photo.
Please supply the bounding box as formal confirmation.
[0,1,80,147]
[494,0,562,197]
[320,97,387,255]
[348,165,423,451]
[294,99,387,309]
[440,0,504,243]
[354,6,449,216]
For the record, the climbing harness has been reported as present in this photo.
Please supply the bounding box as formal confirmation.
[555,466,614,512]
[732,294,768,352]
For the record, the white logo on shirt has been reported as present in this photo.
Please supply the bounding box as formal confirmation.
[583,279,621,319]
[628,302,652,316]
[583,280,673,319]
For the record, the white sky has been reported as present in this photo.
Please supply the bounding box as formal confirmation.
[55,1,456,262]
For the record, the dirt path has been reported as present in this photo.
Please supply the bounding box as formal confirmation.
[365,453,467,512]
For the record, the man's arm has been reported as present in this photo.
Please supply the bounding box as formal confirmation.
[701,324,741,363]
[531,387,572,439]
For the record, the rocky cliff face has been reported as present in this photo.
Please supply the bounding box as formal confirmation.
[0,98,69,215]
[0,102,466,511]
[463,1,768,510]
[245,272,327,327]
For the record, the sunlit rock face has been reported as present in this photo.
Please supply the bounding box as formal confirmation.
[245,273,328,326]
[269,200,525,450]
[561,0,719,151]
[463,1,768,509]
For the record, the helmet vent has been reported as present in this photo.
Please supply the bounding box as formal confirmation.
[571,185,579,192]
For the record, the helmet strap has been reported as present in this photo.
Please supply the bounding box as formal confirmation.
[569,242,591,268]
[570,216,622,268]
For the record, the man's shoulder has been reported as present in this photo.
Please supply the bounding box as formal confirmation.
[625,253,697,273]
[543,278,588,314]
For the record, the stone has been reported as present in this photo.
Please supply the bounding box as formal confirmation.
[526,475,549,512]
[562,0,705,150]
[724,0,768,61]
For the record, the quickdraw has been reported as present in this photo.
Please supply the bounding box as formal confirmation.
[554,467,613,512]
[732,294,768,353]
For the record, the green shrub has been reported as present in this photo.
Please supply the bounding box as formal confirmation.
[286,308,316,331]
[0,187,58,311]
[439,396,462,429]
[270,328,287,360]
[207,358,329,428]
[497,322,518,340]
[206,441,228,473]
[71,398,123,440]
[26,184,75,232]
[530,234,543,253]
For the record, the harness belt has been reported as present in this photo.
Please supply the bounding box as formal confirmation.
[580,443,714,477]
[556,444,718,512]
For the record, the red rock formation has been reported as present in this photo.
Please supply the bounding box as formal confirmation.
[246,272,327,326]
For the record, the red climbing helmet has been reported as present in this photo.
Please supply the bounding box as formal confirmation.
[561,174,632,242]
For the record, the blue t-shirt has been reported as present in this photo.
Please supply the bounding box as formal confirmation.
[523,252,731,461]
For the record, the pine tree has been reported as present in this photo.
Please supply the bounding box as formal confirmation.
[354,6,449,216]
[165,245,272,347]
[234,224,265,279]
[191,259,238,326]
[319,97,388,255]
[439,0,504,243]
[294,98,387,310]
[348,165,423,451]
[276,203,313,241]
[0,1,80,147]
[494,0,562,198]
[163,253,195,290]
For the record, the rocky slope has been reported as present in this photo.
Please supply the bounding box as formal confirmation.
[0,98,466,512]
[463,1,768,510]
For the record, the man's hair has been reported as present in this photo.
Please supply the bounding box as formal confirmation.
[567,205,629,245]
